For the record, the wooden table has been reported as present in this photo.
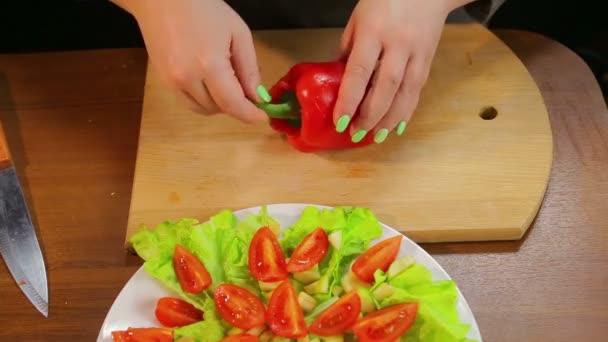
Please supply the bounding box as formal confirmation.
[0,29,606,341]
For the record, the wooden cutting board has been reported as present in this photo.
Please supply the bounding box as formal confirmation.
[124,24,552,247]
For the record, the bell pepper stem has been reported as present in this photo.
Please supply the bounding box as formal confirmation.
[257,102,297,119]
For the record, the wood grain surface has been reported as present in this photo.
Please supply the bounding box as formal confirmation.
[0,119,11,169]
[0,29,606,341]
[125,24,553,245]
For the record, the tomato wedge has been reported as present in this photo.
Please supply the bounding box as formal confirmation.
[249,227,288,282]
[351,302,418,342]
[111,327,173,342]
[154,297,203,328]
[286,228,329,273]
[173,244,212,294]
[214,283,266,330]
[352,235,402,283]
[309,291,362,336]
[266,280,307,338]
[220,334,259,342]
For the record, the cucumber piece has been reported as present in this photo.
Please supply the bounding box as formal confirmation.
[387,256,416,280]
[372,283,395,301]
[357,288,376,313]
[332,285,344,297]
[247,326,266,336]
[304,275,329,295]
[259,331,274,342]
[261,289,274,302]
[328,231,342,250]
[272,337,291,342]
[293,265,321,284]
[321,335,344,342]
[298,291,318,313]
[297,335,311,342]
[227,327,245,336]
[259,281,281,292]
[342,271,370,292]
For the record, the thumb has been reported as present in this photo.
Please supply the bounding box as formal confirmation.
[231,24,266,103]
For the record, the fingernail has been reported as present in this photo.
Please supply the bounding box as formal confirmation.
[336,114,351,133]
[351,129,368,143]
[396,121,408,136]
[374,129,389,144]
[256,85,271,103]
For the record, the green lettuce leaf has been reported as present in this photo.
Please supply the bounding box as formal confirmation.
[237,205,280,236]
[174,314,226,342]
[280,206,348,252]
[130,208,273,324]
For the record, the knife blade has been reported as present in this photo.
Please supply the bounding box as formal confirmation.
[0,120,48,317]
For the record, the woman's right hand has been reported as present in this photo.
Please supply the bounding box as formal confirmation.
[112,0,268,123]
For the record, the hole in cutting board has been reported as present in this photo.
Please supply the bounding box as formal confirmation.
[479,106,498,120]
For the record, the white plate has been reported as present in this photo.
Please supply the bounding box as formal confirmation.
[98,204,482,341]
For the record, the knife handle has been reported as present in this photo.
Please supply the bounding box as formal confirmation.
[0,120,11,169]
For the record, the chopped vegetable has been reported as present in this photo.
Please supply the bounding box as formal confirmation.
[266,280,307,338]
[298,291,318,313]
[111,327,173,342]
[328,231,342,250]
[356,288,376,314]
[351,303,419,342]
[220,334,259,342]
[309,291,361,336]
[173,244,213,294]
[214,284,266,330]
[352,236,402,283]
[249,227,289,282]
[386,256,416,280]
[293,265,321,285]
[155,297,204,328]
[371,283,395,302]
[286,228,329,273]
[258,281,281,292]
[303,275,329,295]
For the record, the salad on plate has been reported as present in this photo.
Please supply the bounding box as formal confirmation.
[111,206,476,342]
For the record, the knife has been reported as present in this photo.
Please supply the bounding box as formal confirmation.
[0,119,48,317]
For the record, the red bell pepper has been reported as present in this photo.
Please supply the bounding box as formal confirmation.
[258,61,374,153]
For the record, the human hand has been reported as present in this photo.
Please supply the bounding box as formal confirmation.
[333,0,460,143]
[113,0,269,122]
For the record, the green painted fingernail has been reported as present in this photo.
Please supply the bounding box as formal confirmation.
[256,85,271,103]
[396,121,408,136]
[336,115,351,133]
[352,129,368,143]
[374,129,389,144]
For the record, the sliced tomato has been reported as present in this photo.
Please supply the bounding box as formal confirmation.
[249,227,288,282]
[286,228,329,273]
[154,297,203,328]
[111,331,128,342]
[352,235,402,283]
[351,302,418,342]
[220,334,259,342]
[214,283,266,330]
[266,280,307,338]
[309,290,362,336]
[111,327,173,342]
[173,244,212,294]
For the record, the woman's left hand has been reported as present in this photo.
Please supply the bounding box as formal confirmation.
[333,0,459,144]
